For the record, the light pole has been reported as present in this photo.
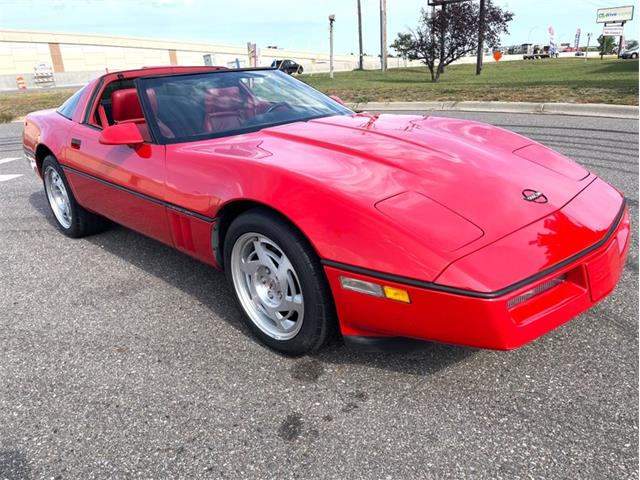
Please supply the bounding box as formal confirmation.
[329,14,336,79]
[357,0,364,70]
[379,0,387,72]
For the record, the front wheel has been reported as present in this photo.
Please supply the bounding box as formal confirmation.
[223,208,336,355]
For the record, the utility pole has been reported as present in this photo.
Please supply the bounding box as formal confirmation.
[439,2,446,76]
[617,22,626,57]
[379,0,387,71]
[329,14,336,78]
[476,0,486,75]
[357,0,364,70]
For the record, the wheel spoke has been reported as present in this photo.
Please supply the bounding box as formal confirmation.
[278,303,300,317]
[240,258,261,275]
[253,240,277,272]
[271,314,286,331]
[279,294,303,315]
[275,256,292,291]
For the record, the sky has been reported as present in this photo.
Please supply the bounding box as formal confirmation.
[0,0,638,54]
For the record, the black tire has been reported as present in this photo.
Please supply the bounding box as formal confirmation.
[223,208,337,356]
[632,53,638,59]
[41,155,108,238]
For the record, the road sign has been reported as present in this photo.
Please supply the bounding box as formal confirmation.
[602,25,625,37]
[596,5,634,23]
[574,28,581,50]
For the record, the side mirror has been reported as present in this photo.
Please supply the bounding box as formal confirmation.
[99,122,144,147]
[329,95,346,106]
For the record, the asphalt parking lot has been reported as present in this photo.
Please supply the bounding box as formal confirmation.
[0,111,637,479]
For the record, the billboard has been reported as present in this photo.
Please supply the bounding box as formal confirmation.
[602,25,625,36]
[596,6,634,23]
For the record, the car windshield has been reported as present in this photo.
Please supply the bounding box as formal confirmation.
[138,69,352,143]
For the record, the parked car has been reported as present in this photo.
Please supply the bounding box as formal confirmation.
[23,66,629,355]
[619,47,639,59]
[270,59,303,74]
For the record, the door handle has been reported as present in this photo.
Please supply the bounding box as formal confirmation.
[70,138,82,149]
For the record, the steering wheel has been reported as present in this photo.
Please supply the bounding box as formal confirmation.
[266,102,292,114]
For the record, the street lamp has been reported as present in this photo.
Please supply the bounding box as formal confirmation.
[329,14,336,79]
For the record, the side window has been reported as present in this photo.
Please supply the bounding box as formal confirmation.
[57,85,87,120]
[88,78,152,142]
[91,79,137,128]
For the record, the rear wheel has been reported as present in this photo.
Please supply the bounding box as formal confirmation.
[42,155,108,238]
[224,208,336,355]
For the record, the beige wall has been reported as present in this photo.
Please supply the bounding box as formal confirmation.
[59,44,171,72]
[0,28,373,77]
[0,41,53,75]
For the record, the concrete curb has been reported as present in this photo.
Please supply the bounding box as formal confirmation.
[348,101,639,119]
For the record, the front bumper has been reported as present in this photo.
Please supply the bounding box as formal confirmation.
[324,205,630,350]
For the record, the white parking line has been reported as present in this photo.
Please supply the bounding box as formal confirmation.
[0,157,20,165]
[0,174,23,182]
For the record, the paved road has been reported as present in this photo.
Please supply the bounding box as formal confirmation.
[0,112,637,479]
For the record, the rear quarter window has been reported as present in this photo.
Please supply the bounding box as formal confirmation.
[56,85,87,120]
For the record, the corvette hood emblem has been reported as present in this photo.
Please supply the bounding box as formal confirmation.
[522,189,548,203]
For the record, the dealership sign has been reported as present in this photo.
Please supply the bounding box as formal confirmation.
[596,5,634,23]
[602,25,625,37]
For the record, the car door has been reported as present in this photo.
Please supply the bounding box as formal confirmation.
[63,121,173,246]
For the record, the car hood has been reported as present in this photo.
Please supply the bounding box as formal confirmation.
[260,113,591,247]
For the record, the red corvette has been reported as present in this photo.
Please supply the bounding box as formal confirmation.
[23,66,629,355]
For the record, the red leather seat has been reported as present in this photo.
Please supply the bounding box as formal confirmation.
[203,86,245,132]
[111,88,151,141]
[112,88,145,124]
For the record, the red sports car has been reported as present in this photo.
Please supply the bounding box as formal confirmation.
[23,66,630,355]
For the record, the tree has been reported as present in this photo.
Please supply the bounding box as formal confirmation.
[598,35,617,57]
[627,39,638,50]
[391,2,513,82]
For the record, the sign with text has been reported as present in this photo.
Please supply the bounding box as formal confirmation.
[602,25,625,36]
[596,5,634,23]
[574,28,581,49]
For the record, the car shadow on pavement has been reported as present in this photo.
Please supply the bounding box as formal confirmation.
[29,191,477,376]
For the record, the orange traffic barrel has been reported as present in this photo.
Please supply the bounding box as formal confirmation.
[16,76,27,90]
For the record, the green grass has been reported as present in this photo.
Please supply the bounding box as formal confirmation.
[0,88,77,123]
[301,58,639,106]
[0,58,636,123]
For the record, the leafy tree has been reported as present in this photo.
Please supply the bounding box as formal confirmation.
[626,39,638,50]
[598,35,617,55]
[391,2,513,82]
